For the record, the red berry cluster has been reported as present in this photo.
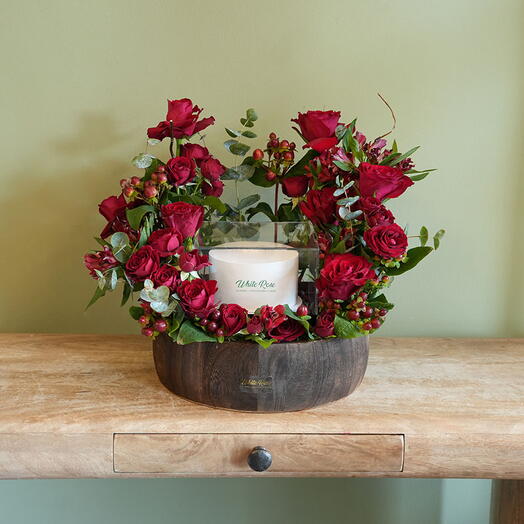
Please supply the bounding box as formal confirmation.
[120,165,168,201]
[137,303,169,337]
[345,292,388,332]
[199,308,225,337]
[253,132,296,182]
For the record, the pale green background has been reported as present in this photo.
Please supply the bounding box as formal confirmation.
[1,0,522,522]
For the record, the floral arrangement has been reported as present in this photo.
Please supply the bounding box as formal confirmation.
[84,97,443,346]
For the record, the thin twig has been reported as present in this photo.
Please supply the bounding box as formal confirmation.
[374,93,397,141]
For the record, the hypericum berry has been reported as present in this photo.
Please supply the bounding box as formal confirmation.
[207,322,217,333]
[154,319,168,333]
[379,309,388,317]
[123,186,135,198]
[296,305,308,317]
[138,315,149,326]
[280,139,289,149]
[156,173,167,184]
[211,309,221,321]
[273,152,281,160]
[216,328,225,337]
[362,306,374,319]
[156,165,166,173]
[382,275,390,283]
[141,327,154,337]
[283,151,294,162]
[253,149,264,161]
[130,176,141,186]
[265,171,277,182]
[120,178,129,188]
[362,322,372,331]
[359,292,368,300]
[200,319,209,327]
[371,318,382,330]
[269,132,277,140]
[269,139,279,148]
[274,304,285,315]
[144,185,158,199]
[348,310,360,321]
[289,142,296,150]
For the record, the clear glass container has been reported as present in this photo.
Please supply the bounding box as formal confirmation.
[196,222,319,314]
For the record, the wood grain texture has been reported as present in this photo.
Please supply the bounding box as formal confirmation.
[153,334,369,412]
[113,433,404,474]
[0,334,522,478]
[491,480,524,524]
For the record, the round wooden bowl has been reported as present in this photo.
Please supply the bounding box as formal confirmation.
[152,334,369,412]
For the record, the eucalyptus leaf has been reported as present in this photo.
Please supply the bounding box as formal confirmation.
[202,196,227,214]
[230,142,250,156]
[132,153,155,169]
[419,226,429,247]
[110,269,118,290]
[147,138,161,146]
[240,118,254,128]
[225,128,240,138]
[433,229,445,250]
[246,108,258,121]
[246,202,277,221]
[237,194,261,210]
[241,130,257,138]
[337,196,359,206]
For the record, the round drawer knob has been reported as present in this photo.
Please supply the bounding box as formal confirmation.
[247,446,272,472]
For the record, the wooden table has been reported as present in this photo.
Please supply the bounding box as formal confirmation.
[0,335,522,522]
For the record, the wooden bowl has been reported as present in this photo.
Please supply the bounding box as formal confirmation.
[152,334,369,412]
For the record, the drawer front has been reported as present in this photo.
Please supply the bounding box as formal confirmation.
[113,433,404,474]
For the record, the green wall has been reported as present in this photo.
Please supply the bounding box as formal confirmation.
[1,0,521,522]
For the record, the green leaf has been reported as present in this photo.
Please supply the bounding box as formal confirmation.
[237,194,260,210]
[94,237,110,248]
[410,172,430,182]
[335,124,348,140]
[246,108,258,121]
[284,305,310,333]
[367,293,394,311]
[86,286,106,309]
[419,226,428,247]
[247,335,274,349]
[246,202,277,221]
[126,205,155,230]
[225,128,240,138]
[222,164,255,181]
[284,149,317,178]
[176,321,216,344]
[129,305,143,320]
[121,282,132,306]
[386,246,433,276]
[248,166,274,187]
[433,229,445,250]
[241,130,257,139]
[240,118,254,128]
[333,314,361,339]
[137,214,154,248]
[278,202,301,221]
[230,142,251,156]
[333,160,352,172]
[389,146,419,166]
[202,196,227,214]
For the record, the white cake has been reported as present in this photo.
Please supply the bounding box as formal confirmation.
[208,241,300,313]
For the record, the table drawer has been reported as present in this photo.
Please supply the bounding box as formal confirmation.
[113,433,404,474]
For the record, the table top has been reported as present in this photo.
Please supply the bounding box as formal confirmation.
[1,334,523,479]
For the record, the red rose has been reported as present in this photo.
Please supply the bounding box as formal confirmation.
[147,228,184,257]
[125,245,160,282]
[202,178,224,197]
[161,202,204,238]
[299,187,338,226]
[220,303,248,336]
[359,197,395,227]
[314,311,335,337]
[98,195,137,241]
[260,305,287,331]
[268,318,305,342]
[364,223,408,259]
[282,175,309,197]
[359,162,414,201]
[147,98,215,140]
[177,278,217,318]
[84,246,119,278]
[200,157,225,180]
[291,110,341,152]
[317,253,376,301]
[152,264,179,291]
[247,315,263,335]
[181,143,210,165]
[179,250,210,272]
[166,156,195,186]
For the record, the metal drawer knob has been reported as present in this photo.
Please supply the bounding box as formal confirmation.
[247,446,272,472]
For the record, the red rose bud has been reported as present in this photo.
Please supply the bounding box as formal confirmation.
[252,149,264,161]
[316,253,376,301]
[291,110,341,152]
[153,319,168,333]
[363,223,408,259]
[161,202,204,238]
[147,98,215,141]
[98,194,137,241]
[299,187,338,226]
[358,162,414,201]
[151,264,179,291]
[179,250,210,272]
[147,228,184,257]
[219,303,248,336]
[282,175,309,197]
[144,185,158,199]
[125,245,160,282]
[268,318,305,342]
[166,156,195,186]
[296,304,308,317]
[83,246,119,278]
[177,278,218,318]
[314,311,335,337]
[247,316,263,335]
